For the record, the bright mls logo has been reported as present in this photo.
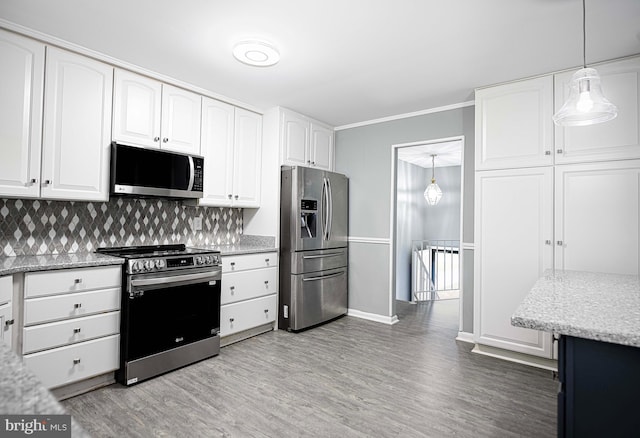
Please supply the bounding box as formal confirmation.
[0,415,71,437]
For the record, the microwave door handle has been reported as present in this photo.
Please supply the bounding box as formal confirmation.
[187,156,195,191]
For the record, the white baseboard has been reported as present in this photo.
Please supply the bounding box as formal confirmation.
[348,308,399,325]
[455,331,475,344]
[471,343,557,371]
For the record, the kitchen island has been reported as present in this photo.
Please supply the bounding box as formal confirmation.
[512,270,640,438]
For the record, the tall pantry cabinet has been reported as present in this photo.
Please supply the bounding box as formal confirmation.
[474,56,640,365]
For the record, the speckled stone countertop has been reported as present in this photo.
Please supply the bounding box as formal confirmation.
[511,270,640,348]
[0,342,90,436]
[0,252,124,277]
[197,235,278,256]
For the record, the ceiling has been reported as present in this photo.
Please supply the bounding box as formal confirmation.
[1,0,639,127]
[398,140,462,168]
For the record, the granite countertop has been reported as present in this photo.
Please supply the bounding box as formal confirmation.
[0,341,90,437]
[196,235,278,256]
[511,270,640,348]
[0,252,124,277]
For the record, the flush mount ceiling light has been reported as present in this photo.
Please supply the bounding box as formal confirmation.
[233,40,280,67]
[424,154,442,206]
[553,0,617,127]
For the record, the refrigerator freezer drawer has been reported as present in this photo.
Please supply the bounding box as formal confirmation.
[285,267,347,331]
[289,248,348,274]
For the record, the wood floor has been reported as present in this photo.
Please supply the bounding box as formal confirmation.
[62,300,557,437]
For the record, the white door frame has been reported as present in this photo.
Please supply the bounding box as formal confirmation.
[389,135,465,331]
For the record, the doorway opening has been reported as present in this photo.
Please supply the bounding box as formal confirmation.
[390,137,464,316]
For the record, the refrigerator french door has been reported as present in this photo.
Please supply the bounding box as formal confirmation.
[279,166,348,331]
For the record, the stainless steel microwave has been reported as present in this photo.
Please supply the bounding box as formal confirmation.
[110,143,204,199]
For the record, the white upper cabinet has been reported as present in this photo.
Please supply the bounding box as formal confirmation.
[112,70,162,148]
[554,160,640,275]
[41,47,113,201]
[280,108,334,171]
[160,84,202,154]
[0,30,45,198]
[199,98,262,208]
[475,76,555,170]
[113,70,201,154]
[310,122,334,170]
[554,57,640,164]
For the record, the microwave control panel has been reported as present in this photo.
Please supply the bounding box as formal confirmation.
[193,157,204,191]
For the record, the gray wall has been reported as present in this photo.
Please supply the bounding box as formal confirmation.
[335,105,474,332]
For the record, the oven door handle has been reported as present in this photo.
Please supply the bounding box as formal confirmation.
[131,271,221,289]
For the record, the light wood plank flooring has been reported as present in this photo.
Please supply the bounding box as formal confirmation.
[62,300,557,437]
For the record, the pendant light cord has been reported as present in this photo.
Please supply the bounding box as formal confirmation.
[582,0,587,68]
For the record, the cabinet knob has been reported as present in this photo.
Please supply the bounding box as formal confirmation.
[312,161,316,165]
[307,160,311,164]
[545,151,551,156]
[73,327,81,334]
[154,136,160,142]
[44,180,51,185]
[74,303,82,309]
[265,258,270,263]
[74,278,82,284]
[557,241,564,246]
[230,262,235,266]
[229,318,235,323]
[29,178,37,185]
[264,280,269,285]
[556,149,563,154]
[163,137,169,143]
[234,195,239,200]
[73,358,81,365]
[264,309,269,313]
[545,240,552,245]
[5,319,14,327]
[228,194,232,199]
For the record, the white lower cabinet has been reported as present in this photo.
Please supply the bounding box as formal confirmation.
[474,167,554,358]
[22,266,121,389]
[0,276,13,349]
[220,252,278,341]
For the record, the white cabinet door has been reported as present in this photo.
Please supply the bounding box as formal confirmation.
[555,58,640,164]
[41,47,113,201]
[112,69,162,148]
[200,97,234,207]
[474,167,554,357]
[160,84,201,154]
[475,76,555,170]
[0,30,44,198]
[555,161,640,275]
[310,122,334,170]
[0,276,13,349]
[232,108,262,208]
[281,110,309,167]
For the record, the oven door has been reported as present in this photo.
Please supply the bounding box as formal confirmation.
[123,267,221,362]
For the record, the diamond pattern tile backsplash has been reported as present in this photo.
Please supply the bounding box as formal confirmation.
[0,198,242,256]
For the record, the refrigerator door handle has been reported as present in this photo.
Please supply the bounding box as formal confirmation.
[302,271,345,282]
[327,177,333,240]
[322,177,330,240]
[302,253,343,259]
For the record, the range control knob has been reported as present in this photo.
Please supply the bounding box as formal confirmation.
[204,255,212,265]
[195,256,204,265]
[131,261,141,273]
[143,260,153,271]
[154,259,166,270]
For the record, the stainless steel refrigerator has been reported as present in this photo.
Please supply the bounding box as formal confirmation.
[279,166,348,331]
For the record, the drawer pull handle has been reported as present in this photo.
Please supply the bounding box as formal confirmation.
[73,328,81,334]
[74,303,82,309]
[264,280,269,285]
[229,318,235,323]
[265,258,270,263]
[73,358,81,365]
[230,262,235,266]
[264,309,269,313]
[5,319,14,327]
[74,278,82,284]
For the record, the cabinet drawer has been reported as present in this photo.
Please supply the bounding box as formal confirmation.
[25,265,121,298]
[24,334,119,389]
[220,294,276,337]
[221,267,277,305]
[23,311,120,354]
[222,252,277,273]
[24,287,121,326]
[0,276,11,304]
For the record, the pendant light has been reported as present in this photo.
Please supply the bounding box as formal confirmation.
[553,0,617,126]
[424,154,442,206]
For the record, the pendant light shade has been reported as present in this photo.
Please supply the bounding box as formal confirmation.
[424,154,442,206]
[553,0,617,127]
[553,68,618,126]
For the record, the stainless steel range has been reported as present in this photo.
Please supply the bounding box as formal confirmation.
[96,244,221,386]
